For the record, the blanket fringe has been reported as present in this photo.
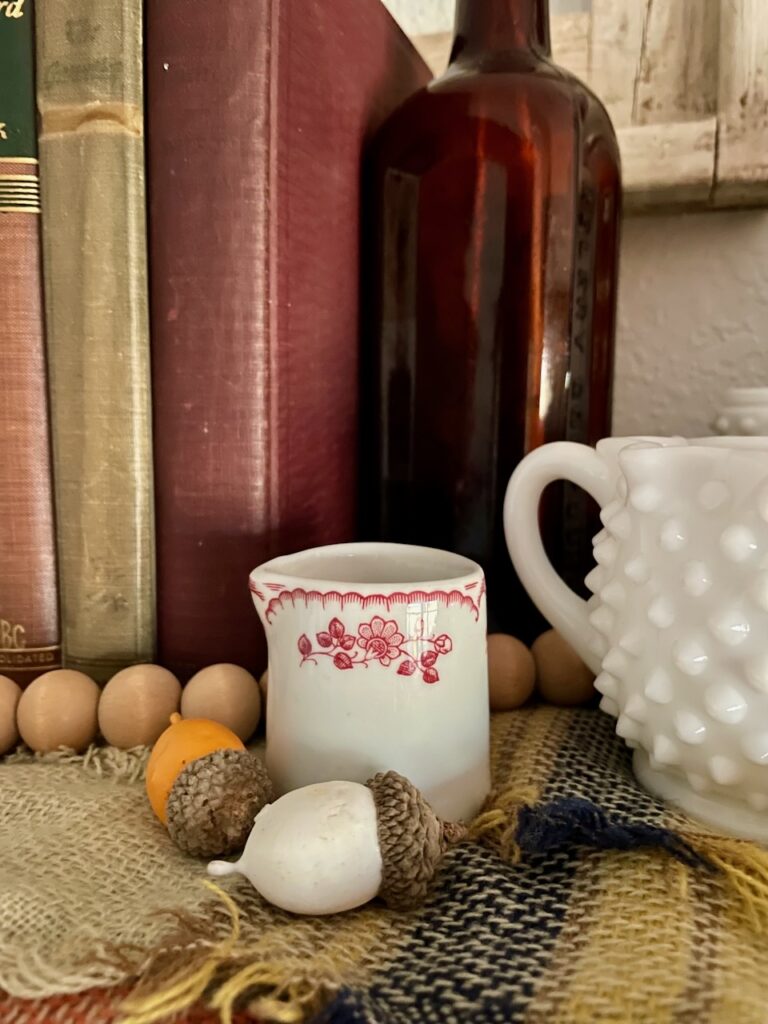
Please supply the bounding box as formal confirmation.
[119,882,334,1024]
[467,786,768,935]
[8,742,768,1021]
[465,785,540,861]
[120,882,242,1024]
[4,742,150,782]
[120,790,543,1024]
[681,830,768,933]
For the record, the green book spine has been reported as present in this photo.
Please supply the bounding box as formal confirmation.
[36,0,155,679]
[0,0,36,163]
[0,0,61,683]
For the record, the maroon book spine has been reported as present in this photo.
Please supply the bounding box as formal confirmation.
[0,0,61,685]
[147,0,430,678]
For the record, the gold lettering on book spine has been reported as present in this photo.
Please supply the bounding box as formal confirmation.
[0,171,41,212]
[0,619,26,648]
[0,622,61,669]
[0,0,26,17]
[0,650,61,670]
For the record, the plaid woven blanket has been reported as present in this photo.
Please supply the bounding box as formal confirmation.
[1,707,767,1024]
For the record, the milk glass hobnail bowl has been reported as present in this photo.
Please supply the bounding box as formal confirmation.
[713,387,768,437]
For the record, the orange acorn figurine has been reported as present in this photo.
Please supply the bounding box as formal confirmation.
[146,713,272,858]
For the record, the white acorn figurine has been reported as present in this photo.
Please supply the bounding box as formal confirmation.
[208,771,466,915]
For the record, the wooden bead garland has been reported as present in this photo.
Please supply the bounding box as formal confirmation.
[2,661,267,756]
[487,633,536,711]
[181,664,261,741]
[98,664,182,748]
[532,629,596,706]
[0,675,21,755]
[17,670,100,753]
[487,630,596,709]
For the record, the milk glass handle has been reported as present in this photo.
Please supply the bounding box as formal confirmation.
[503,442,615,675]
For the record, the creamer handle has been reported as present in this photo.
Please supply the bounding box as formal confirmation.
[503,442,615,674]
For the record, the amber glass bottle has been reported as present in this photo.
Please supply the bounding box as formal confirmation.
[363,0,621,641]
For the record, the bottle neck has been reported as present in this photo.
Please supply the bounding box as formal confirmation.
[450,0,551,62]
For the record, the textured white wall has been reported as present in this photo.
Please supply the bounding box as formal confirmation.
[382,0,590,35]
[383,0,453,35]
[615,210,768,438]
[381,1,768,439]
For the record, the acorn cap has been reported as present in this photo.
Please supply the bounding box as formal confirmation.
[166,748,273,857]
[366,770,467,911]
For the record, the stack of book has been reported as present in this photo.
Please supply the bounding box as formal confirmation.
[0,0,429,684]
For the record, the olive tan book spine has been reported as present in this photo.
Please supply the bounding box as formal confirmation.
[36,0,155,680]
[0,0,61,684]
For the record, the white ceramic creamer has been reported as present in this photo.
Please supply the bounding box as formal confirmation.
[505,437,768,840]
[250,542,490,821]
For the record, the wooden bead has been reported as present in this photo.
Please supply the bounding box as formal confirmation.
[532,629,596,706]
[259,669,268,703]
[181,664,262,742]
[0,675,21,755]
[98,664,182,748]
[17,670,100,753]
[487,633,536,711]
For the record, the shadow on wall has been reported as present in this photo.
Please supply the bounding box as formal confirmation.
[614,209,768,439]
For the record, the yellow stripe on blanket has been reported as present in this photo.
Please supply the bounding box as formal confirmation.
[537,851,694,1024]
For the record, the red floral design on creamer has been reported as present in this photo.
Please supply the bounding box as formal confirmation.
[297,615,453,685]
[357,617,405,666]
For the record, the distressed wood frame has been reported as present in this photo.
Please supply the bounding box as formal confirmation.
[412,1,768,211]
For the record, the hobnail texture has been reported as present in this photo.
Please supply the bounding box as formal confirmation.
[589,445,768,834]
[505,436,768,839]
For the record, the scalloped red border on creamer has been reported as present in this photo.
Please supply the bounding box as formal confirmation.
[249,582,485,622]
